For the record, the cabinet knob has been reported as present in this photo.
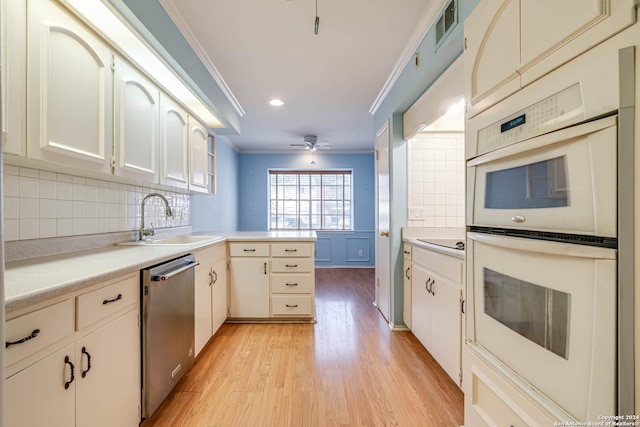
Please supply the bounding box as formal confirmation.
[380,230,390,237]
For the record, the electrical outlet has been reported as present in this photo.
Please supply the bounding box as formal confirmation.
[358,249,363,257]
[409,208,425,219]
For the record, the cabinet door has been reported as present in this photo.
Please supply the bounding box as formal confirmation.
[229,258,270,318]
[410,264,432,350]
[519,0,636,86]
[211,257,228,334]
[188,116,209,193]
[114,57,159,182]
[27,0,113,173]
[75,309,140,427]
[6,344,76,427]
[194,260,213,357]
[464,0,520,118]
[430,277,462,386]
[159,94,189,189]
[403,260,412,329]
[2,0,26,155]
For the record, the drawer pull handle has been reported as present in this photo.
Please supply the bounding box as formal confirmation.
[286,304,298,308]
[5,328,40,349]
[285,249,298,252]
[103,294,123,305]
[405,267,410,279]
[264,262,267,275]
[244,249,256,252]
[286,283,298,286]
[285,264,298,268]
[212,270,218,284]
[64,355,75,390]
[81,346,92,378]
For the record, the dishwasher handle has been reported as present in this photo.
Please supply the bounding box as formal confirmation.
[152,260,200,281]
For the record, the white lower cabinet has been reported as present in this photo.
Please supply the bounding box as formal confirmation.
[409,245,463,387]
[5,274,141,427]
[194,244,227,356]
[229,257,270,318]
[6,344,76,427]
[403,245,412,329]
[75,309,140,427]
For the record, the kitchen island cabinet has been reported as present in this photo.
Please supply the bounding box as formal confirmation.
[228,238,316,321]
[5,273,140,427]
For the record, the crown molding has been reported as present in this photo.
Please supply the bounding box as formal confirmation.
[369,0,449,116]
[159,0,246,117]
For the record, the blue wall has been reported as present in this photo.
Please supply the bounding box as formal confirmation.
[238,153,375,267]
[372,0,480,327]
[191,137,240,232]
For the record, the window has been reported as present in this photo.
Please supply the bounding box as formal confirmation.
[269,170,352,230]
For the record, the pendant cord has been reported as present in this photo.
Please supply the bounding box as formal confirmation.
[314,0,319,35]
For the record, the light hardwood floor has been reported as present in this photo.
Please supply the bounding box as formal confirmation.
[144,268,464,427]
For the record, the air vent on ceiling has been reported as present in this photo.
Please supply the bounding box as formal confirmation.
[435,0,457,47]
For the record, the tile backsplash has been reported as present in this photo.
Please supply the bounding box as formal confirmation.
[4,165,190,241]
[407,132,465,228]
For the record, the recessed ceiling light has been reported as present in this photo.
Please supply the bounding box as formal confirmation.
[269,99,284,107]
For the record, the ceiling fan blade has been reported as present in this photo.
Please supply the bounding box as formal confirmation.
[289,144,307,147]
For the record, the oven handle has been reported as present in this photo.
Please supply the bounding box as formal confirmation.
[467,232,616,259]
[467,115,617,167]
[152,260,201,281]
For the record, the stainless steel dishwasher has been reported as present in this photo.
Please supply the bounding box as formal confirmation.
[141,254,199,419]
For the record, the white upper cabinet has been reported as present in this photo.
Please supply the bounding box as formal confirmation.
[188,116,209,193]
[114,57,160,182]
[464,0,520,117]
[159,94,189,189]
[27,0,113,174]
[464,0,637,118]
[2,0,26,156]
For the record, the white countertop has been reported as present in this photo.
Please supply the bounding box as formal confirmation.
[5,231,316,313]
[402,237,465,259]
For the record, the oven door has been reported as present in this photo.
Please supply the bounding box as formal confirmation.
[466,232,616,420]
[467,115,617,237]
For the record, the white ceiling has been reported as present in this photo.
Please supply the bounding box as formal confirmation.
[162,0,434,152]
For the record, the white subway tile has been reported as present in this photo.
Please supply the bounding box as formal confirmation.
[85,218,98,234]
[97,218,109,233]
[39,199,57,219]
[57,182,73,200]
[108,218,119,232]
[5,197,19,219]
[85,185,98,202]
[4,219,19,241]
[72,183,86,201]
[56,218,73,237]
[434,217,447,227]
[57,200,73,218]
[20,198,39,219]
[85,178,98,186]
[57,174,72,183]
[4,165,19,176]
[20,219,39,239]
[39,219,57,238]
[39,178,57,199]
[19,168,39,178]
[20,176,39,198]
[39,170,56,181]
[108,203,118,218]
[72,176,86,184]
[97,186,109,201]
[73,219,87,235]
[72,201,86,218]
[97,202,109,218]
[85,202,98,218]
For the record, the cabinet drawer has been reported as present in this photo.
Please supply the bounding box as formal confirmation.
[271,243,312,257]
[76,274,139,330]
[271,274,313,294]
[271,259,314,273]
[271,295,313,316]
[412,247,462,284]
[6,299,74,366]
[229,243,269,257]
[403,244,412,261]
[195,243,226,264]
[471,368,527,427]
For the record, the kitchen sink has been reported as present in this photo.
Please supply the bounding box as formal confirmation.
[118,235,222,246]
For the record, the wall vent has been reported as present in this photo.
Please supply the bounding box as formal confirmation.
[435,0,457,47]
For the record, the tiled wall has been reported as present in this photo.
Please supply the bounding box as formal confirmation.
[4,165,191,241]
[407,132,465,228]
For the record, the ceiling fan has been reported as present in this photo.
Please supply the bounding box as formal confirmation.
[290,135,331,151]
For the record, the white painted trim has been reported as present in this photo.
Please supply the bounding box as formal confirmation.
[159,0,246,118]
[389,323,411,332]
[369,0,449,116]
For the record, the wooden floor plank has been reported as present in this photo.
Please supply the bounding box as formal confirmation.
[143,268,463,427]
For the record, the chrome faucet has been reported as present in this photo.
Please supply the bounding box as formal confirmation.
[140,193,173,241]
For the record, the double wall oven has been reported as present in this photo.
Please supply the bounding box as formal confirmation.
[465,42,636,420]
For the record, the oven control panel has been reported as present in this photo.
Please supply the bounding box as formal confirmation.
[476,83,584,155]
